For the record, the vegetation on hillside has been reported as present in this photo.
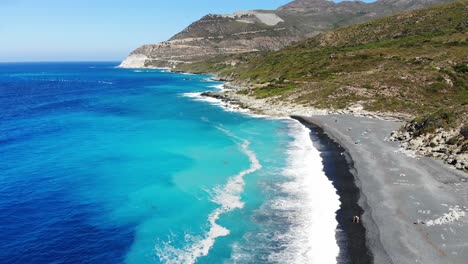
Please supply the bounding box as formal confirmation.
[177,0,467,130]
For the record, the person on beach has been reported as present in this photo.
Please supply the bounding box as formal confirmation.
[353,216,360,223]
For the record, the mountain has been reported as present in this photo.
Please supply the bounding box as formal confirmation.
[176,0,467,170]
[119,0,453,68]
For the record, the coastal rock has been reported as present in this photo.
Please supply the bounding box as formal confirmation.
[390,120,468,171]
[200,91,228,100]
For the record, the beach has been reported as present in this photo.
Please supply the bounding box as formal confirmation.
[293,116,373,264]
[201,86,468,263]
[298,115,468,264]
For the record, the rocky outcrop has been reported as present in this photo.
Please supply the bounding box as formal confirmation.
[391,121,468,171]
[119,0,453,68]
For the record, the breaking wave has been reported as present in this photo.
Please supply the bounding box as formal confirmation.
[155,126,261,264]
[266,120,341,263]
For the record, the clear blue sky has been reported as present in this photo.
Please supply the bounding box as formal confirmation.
[0,0,371,62]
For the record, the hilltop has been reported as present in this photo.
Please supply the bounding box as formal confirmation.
[177,0,467,170]
[119,0,452,68]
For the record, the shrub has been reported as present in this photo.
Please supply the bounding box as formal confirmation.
[412,110,455,137]
[454,63,468,74]
[461,126,468,138]
[425,82,446,93]
[447,136,460,145]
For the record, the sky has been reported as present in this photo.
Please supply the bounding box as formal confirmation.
[0,0,371,62]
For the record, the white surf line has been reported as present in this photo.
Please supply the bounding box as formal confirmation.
[209,84,224,90]
[183,79,340,263]
[267,120,341,264]
[155,126,261,264]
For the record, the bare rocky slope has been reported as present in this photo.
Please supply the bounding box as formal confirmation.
[119,0,452,68]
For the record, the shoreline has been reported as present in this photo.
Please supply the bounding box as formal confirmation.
[183,84,374,262]
[198,88,412,122]
[185,74,468,263]
[199,85,467,173]
[292,116,375,264]
[185,84,376,262]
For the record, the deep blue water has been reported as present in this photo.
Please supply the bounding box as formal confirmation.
[0,62,340,263]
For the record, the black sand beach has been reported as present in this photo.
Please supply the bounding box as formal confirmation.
[297,114,468,264]
[293,116,373,264]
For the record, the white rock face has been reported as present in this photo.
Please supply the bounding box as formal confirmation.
[222,11,284,26]
[254,13,284,26]
[118,54,148,68]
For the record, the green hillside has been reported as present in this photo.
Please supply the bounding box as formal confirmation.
[177,0,467,121]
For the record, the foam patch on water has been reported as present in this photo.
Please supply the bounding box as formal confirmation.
[209,84,224,90]
[155,127,261,264]
[202,77,217,83]
[132,68,169,73]
[265,120,341,263]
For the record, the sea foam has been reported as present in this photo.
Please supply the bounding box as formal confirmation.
[209,84,224,90]
[265,120,341,263]
[155,126,261,264]
[182,89,341,263]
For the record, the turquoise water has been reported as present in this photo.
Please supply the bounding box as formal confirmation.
[0,62,340,263]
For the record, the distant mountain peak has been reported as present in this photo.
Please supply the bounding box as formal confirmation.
[277,0,449,11]
[278,0,336,11]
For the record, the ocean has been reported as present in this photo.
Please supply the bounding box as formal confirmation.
[0,62,340,263]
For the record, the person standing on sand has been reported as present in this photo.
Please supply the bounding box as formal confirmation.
[353,216,360,223]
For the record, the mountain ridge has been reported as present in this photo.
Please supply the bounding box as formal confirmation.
[119,0,453,68]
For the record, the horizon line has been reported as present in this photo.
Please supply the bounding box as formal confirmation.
[0,60,121,63]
